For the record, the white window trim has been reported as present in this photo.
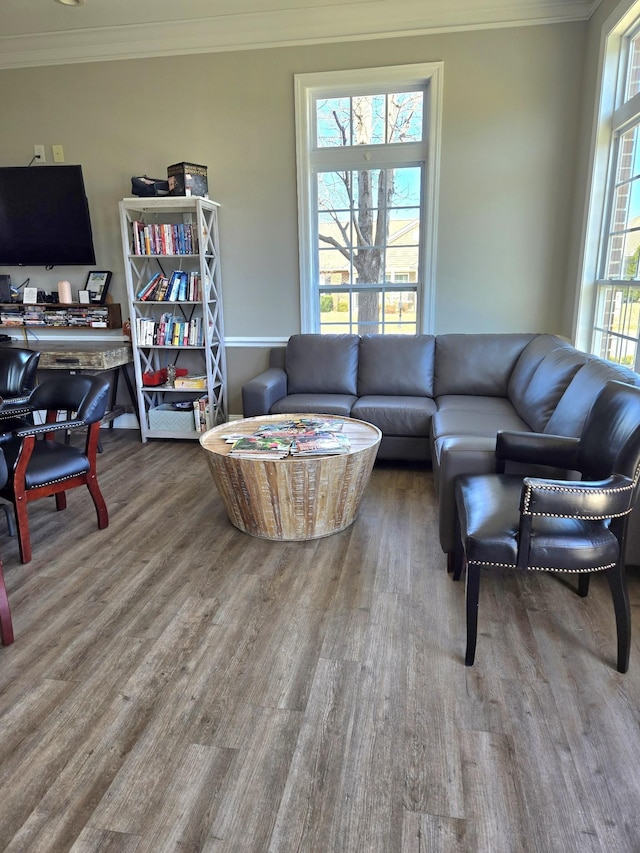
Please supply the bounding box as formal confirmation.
[574,0,640,352]
[294,62,443,334]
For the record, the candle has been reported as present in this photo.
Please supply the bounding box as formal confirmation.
[58,280,72,303]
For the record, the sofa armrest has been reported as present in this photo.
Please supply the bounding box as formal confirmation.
[242,368,288,417]
[496,430,580,472]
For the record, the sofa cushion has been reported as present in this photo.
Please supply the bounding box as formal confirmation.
[435,395,517,416]
[270,393,357,417]
[431,407,530,441]
[510,347,588,432]
[285,334,359,395]
[357,334,435,397]
[352,395,437,437]
[507,334,572,399]
[544,357,639,436]
[434,334,534,397]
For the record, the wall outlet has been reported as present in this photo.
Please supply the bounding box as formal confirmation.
[34,144,45,162]
[52,144,64,163]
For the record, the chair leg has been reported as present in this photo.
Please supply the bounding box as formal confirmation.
[14,498,32,564]
[605,561,631,674]
[87,475,109,529]
[0,500,15,537]
[452,515,465,581]
[465,563,480,666]
[55,492,67,511]
[577,573,590,598]
[0,560,14,645]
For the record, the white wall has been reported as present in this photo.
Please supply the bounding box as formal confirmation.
[0,22,587,404]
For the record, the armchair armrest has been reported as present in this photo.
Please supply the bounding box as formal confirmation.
[520,473,635,520]
[242,368,287,417]
[496,430,580,472]
[13,418,87,439]
[1,396,30,406]
[0,397,33,420]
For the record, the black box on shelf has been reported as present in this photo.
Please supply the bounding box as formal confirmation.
[167,162,209,198]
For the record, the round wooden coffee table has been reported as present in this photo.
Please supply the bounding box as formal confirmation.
[200,413,381,540]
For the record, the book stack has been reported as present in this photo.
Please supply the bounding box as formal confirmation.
[229,435,293,459]
[226,418,351,458]
[0,308,23,326]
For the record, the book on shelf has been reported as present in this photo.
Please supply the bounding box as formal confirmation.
[136,271,201,302]
[130,221,199,256]
[167,271,183,301]
[193,395,211,433]
[135,313,204,347]
[174,374,207,390]
[139,273,168,301]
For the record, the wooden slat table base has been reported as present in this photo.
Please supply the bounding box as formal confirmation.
[200,414,381,540]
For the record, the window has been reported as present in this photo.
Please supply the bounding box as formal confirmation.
[295,64,442,334]
[589,10,640,367]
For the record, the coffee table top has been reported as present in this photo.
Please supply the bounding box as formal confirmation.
[200,413,381,459]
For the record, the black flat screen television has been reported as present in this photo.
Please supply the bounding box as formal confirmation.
[0,165,96,266]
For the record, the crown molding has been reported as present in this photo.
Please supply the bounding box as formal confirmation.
[0,0,601,70]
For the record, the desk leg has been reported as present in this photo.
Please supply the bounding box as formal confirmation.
[109,367,120,430]
[121,363,141,431]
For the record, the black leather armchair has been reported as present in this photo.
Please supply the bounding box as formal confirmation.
[0,346,40,425]
[0,374,110,564]
[0,346,40,398]
[0,347,41,536]
[453,380,640,673]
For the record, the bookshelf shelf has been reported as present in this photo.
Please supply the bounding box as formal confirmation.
[119,196,227,442]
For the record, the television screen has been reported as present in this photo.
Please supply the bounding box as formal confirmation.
[0,165,96,266]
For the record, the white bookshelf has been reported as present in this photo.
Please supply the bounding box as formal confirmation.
[119,196,227,441]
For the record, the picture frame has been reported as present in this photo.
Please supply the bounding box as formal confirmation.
[85,270,112,305]
[22,286,39,304]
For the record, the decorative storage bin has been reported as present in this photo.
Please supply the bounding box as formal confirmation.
[167,162,208,198]
[148,403,194,432]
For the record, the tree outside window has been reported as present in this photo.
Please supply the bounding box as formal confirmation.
[295,65,442,335]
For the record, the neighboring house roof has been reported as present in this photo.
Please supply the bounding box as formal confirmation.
[319,219,419,275]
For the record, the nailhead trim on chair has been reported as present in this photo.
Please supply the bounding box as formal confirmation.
[470,559,617,573]
[16,421,86,438]
[33,472,86,487]
[522,480,635,519]
[526,509,632,520]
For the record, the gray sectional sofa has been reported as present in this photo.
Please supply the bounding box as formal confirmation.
[241,332,640,564]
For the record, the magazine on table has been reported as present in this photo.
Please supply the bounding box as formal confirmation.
[254,417,344,437]
[229,435,293,459]
[290,432,351,456]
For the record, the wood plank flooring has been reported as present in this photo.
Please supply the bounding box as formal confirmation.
[0,430,639,851]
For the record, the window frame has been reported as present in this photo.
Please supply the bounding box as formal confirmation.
[294,63,443,334]
[576,1,640,363]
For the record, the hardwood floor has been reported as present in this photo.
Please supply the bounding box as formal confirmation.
[0,429,640,851]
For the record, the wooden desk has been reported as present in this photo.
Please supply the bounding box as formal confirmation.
[3,341,137,427]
